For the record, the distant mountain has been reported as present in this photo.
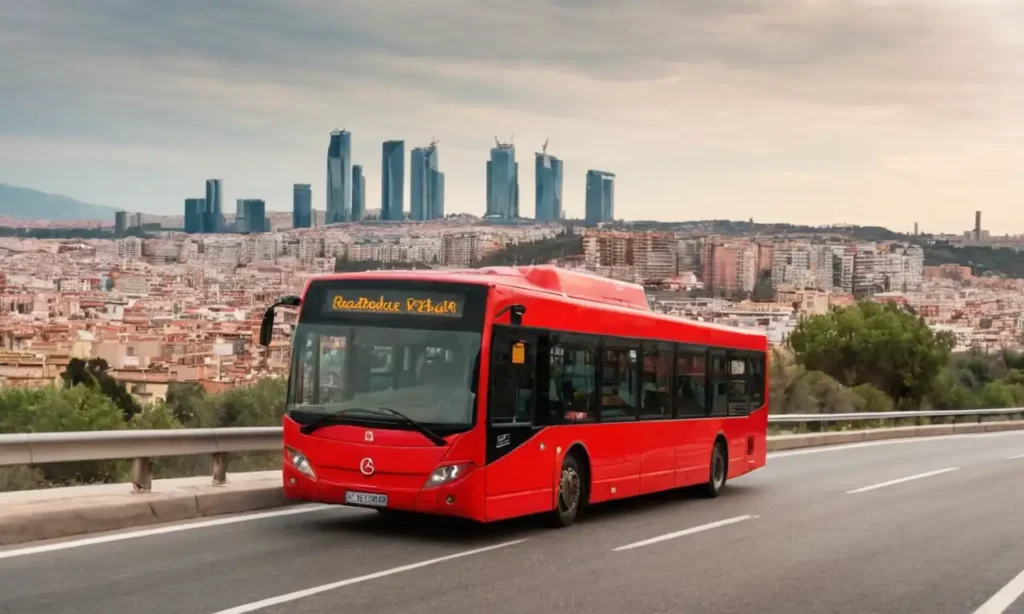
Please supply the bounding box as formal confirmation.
[0,184,118,222]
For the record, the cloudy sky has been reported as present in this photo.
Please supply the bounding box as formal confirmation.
[2,0,1022,232]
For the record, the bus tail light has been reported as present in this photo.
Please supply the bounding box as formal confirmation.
[286,447,317,479]
[425,462,472,488]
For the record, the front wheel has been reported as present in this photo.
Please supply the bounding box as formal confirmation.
[700,441,728,498]
[548,454,584,527]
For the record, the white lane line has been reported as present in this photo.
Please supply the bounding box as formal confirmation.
[769,430,1024,460]
[612,515,756,552]
[210,538,528,614]
[0,504,332,561]
[1007,453,1024,460]
[971,567,1024,614]
[845,467,960,494]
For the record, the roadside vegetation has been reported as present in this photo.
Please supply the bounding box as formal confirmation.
[1,301,1021,491]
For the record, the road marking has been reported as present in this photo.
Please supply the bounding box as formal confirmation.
[1007,453,1024,460]
[210,539,528,614]
[845,467,960,494]
[0,504,332,561]
[768,430,1024,460]
[971,567,1024,614]
[612,515,756,552]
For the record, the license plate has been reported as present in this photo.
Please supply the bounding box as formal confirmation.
[345,491,388,507]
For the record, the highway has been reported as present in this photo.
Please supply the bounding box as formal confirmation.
[1,431,1022,614]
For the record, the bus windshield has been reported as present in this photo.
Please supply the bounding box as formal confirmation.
[287,322,482,428]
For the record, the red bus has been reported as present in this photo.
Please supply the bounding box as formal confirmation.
[259,265,767,527]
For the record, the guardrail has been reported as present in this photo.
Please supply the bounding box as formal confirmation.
[1,408,1022,492]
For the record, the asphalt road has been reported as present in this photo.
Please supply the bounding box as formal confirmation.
[1,431,1023,614]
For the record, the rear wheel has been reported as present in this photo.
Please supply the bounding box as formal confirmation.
[548,454,584,527]
[701,441,728,498]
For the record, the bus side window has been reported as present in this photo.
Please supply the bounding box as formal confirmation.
[639,342,672,419]
[749,351,766,409]
[488,329,537,426]
[708,350,729,417]
[675,345,707,418]
[726,352,749,416]
[548,338,597,423]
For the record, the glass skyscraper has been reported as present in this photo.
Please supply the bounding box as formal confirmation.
[205,179,223,233]
[486,143,517,218]
[381,140,405,221]
[352,165,365,221]
[585,170,615,225]
[326,130,352,224]
[535,152,563,222]
[411,144,445,221]
[292,184,312,229]
[184,198,206,234]
[429,168,445,219]
[235,199,267,233]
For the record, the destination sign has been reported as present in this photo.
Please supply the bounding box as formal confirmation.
[323,288,465,318]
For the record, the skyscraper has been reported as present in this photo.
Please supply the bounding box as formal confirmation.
[411,142,445,221]
[535,150,563,222]
[205,179,223,232]
[292,184,312,229]
[381,140,405,221]
[236,199,267,233]
[429,168,445,219]
[486,141,517,218]
[184,198,206,234]
[352,165,366,221]
[114,210,127,236]
[585,170,615,224]
[326,130,352,224]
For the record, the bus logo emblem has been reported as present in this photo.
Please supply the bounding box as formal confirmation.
[360,458,375,476]
[365,430,374,442]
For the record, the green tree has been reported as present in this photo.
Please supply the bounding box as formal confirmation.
[61,358,141,420]
[787,301,955,404]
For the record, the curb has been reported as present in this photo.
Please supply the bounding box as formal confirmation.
[766,420,1024,452]
[0,481,294,547]
[2,421,1022,547]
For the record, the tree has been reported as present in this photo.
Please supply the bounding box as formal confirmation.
[787,301,955,404]
[61,358,141,420]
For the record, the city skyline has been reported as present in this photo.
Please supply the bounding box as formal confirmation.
[2,2,1023,232]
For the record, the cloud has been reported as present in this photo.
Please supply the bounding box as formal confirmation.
[1,0,1022,232]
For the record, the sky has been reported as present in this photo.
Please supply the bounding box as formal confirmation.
[1,0,1023,233]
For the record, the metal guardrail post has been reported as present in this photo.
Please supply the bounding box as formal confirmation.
[212,452,228,485]
[131,457,152,493]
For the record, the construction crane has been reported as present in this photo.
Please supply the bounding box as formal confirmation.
[426,137,439,161]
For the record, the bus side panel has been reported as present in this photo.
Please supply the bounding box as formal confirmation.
[483,441,556,522]
[638,423,676,494]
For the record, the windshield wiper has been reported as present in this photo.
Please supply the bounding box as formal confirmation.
[299,407,448,446]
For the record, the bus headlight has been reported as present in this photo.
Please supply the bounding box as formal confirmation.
[286,447,316,479]
[425,463,471,487]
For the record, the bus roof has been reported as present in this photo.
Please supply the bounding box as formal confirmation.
[303,265,767,342]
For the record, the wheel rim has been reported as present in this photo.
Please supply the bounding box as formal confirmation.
[558,467,581,515]
[712,449,725,488]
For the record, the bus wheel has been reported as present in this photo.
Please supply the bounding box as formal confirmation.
[549,454,584,527]
[701,441,728,498]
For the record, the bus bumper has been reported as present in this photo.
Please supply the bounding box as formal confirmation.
[282,463,484,519]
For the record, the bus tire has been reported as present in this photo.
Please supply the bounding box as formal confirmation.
[548,453,584,528]
[701,440,728,498]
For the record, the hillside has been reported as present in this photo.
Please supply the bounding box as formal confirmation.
[0,184,118,222]
[924,243,1024,279]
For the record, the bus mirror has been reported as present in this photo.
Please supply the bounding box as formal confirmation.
[510,305,526,326]
[493,303,527,327]
[259,308,275,347]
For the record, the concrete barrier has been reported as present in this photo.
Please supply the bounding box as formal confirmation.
[2,422,1023,547]
[0,472,291,547]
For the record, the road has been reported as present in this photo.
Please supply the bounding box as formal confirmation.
[1,431,1022,614]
